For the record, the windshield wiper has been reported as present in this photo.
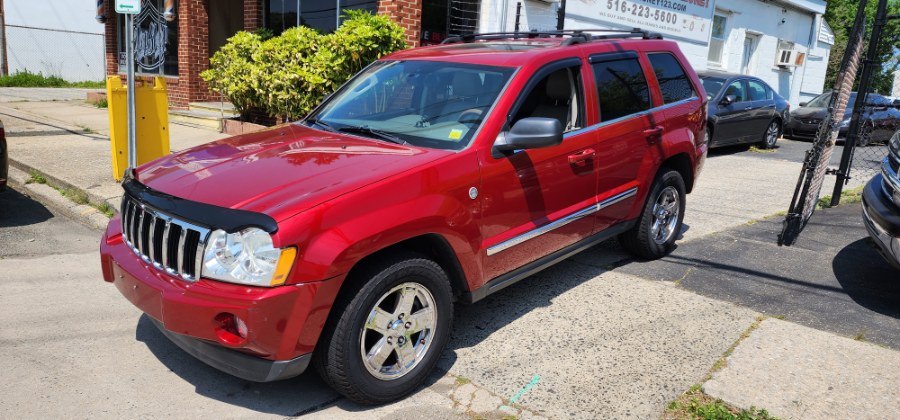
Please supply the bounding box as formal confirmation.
[306,117,337,132]
[338,125,406,145]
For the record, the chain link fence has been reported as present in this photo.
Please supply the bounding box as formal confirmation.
[3,24,105,82]
[850,121,894,183]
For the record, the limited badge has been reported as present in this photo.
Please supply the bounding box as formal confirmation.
[448,129,463,140]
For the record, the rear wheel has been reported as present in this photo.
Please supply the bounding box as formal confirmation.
[314,254,453,405]
[758,120,780,149]
[619,168,686,259]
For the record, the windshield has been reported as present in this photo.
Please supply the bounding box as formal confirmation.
[309,60,515,150]
[805,91,860,108]
[699,76,726,100]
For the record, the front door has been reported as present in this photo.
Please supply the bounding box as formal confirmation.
[479,61,599,282]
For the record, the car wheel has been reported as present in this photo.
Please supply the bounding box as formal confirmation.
[315,254,453,405]
[759,120,780,149]
[618,168,686,259]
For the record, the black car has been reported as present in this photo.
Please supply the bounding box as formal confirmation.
[861,129,900,270]
[785,91,900,146]
[698,71,790,149]
[0,118,6,191]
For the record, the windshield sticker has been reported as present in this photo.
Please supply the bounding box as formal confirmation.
[448,129,463,140]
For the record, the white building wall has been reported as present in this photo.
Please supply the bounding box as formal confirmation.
[3,0,105,81]
[477,0,831,106]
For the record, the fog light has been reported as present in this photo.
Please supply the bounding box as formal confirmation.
[214,313,248,345]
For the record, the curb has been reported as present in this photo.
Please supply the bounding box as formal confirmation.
[8,159,121,216]
[7,165,111,231]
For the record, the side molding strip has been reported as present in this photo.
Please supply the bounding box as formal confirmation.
[486,187,637,256]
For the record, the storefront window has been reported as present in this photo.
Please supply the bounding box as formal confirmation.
[266,0,377,34]
[117,0,179,77]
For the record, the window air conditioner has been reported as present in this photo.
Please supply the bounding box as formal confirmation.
[776,48,797,67]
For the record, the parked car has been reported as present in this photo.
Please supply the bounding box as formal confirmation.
[697,71,789,149]
[785,91,900,146]
[861,129,900,270]
[0,118,7,191]
[100,30,708,404]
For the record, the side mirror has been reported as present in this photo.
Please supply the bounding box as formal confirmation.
[721,95,736,106]
[493,117,563,155]
[799,101,808,107]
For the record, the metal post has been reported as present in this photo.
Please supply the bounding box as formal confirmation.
[0,0,8,76]
[125,12,137,170]
[830,0,889,206]
[556,0,566,31]
[514,2,521,32]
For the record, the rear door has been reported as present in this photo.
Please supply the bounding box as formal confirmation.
[587,52,657,231]
[745,78,775,142]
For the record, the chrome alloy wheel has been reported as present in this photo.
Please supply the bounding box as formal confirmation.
[649,186,680,245]
[765,121,779,147]
[359,282,437,380]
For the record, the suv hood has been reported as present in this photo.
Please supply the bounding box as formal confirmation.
[136,124,451,221]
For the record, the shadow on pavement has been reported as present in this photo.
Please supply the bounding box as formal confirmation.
[832,238,900,319]
[136,314,453,416]
[0,188,54,228]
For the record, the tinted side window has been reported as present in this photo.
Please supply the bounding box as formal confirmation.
[723,80,746,103]
[747,80,767,101]
[648,53,696,104]
[592,58,651,122]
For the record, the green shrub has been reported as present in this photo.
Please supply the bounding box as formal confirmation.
[0,70,104,88]
[202,10,407,122]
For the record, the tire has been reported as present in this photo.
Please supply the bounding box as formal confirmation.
[314,253,453,405]
[856,121,874,147]
[758,120,780,149]
[618,168,686,259]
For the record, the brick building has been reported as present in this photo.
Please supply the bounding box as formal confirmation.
[102,0,478,108]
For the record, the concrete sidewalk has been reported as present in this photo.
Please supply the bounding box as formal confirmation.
[1,88,897,419]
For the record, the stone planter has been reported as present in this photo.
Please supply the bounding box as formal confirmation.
[221,117,267,135]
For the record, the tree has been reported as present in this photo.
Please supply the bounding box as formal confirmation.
[824,0,900,95]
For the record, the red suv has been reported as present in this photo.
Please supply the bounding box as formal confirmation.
[101,30,707,404]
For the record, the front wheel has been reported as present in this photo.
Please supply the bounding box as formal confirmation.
[314,254,453,405]
[758,120,780,149]
[619,168,686,259]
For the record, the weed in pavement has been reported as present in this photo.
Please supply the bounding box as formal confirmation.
[27,170,47,184]
[817,185,863,209]
[665,389,778,420]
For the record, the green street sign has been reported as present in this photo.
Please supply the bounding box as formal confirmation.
[115,0,141,14]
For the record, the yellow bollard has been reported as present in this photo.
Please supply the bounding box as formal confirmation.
[107,76,171,181]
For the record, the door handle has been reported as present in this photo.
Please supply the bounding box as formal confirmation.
[568,149,595,167]
[643,127,664,144]
[744,106,754,110]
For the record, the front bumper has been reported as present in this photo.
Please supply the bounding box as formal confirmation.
[101,218,333,381]
[861,175,900,270]
[784,120,847,140]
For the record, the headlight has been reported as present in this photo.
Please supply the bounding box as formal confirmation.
[201,228,296,287]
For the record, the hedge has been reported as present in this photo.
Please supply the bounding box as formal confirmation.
[201,10,407,122]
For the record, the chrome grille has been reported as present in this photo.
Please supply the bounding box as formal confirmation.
[121,195,210,281]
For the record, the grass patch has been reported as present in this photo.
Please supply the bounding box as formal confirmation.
[93,98,109,108]
[852,329,867,341]
[665,389,778,420]
[94,201,115,218]
[748,146,776,154]
[0,70,104,88]
[57,187,89,205]
[77,124,97,134]
[816,185,864,209]
[27,169,47,184]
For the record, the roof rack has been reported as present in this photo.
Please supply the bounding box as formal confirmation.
[440,28,663,45]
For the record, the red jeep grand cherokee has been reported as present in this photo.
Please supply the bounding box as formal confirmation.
[101,29,707,404]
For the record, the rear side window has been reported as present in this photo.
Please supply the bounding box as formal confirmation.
[592,58,651,122]
[648,53,696,104]
[747,80,768,101]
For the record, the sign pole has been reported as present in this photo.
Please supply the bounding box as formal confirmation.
[125,12,137,170]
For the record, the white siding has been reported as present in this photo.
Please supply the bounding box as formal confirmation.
[477,0,832,106]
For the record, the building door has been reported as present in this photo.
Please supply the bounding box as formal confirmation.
[209,0,244,57]
[741,35,758,74]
